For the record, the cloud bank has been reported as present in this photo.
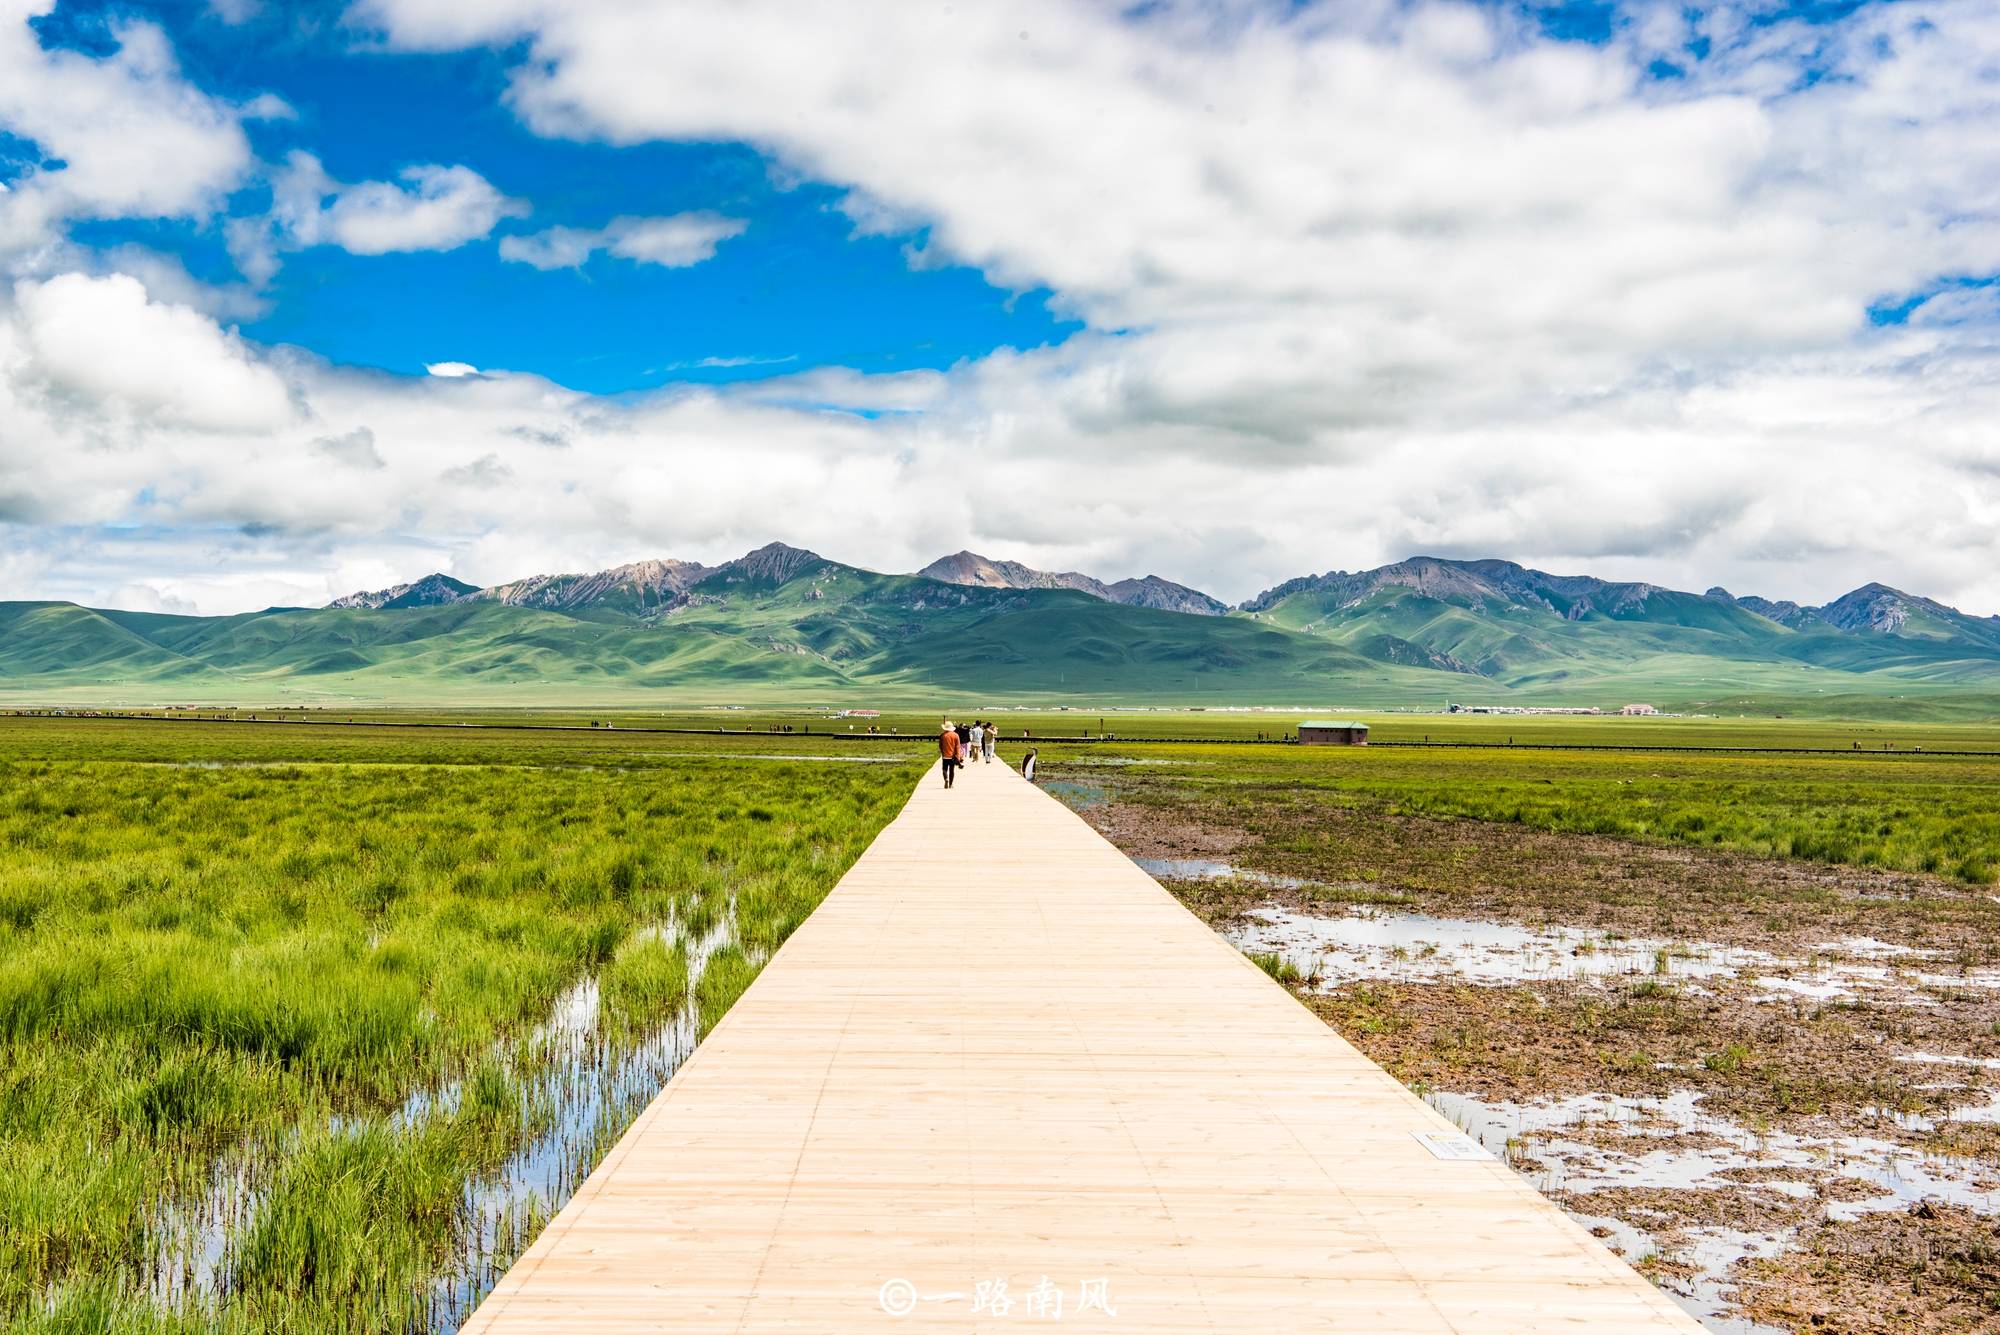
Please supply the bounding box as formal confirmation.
[0,1,1997,619]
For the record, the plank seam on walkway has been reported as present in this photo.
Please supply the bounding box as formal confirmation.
[1032,889,1221,1332]
[729,981,860,1335]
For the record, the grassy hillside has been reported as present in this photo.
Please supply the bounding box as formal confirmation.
[0,604,209,684]
[0,565,1442,707]
[4,551,1999,716]
[1241,566,2000,714]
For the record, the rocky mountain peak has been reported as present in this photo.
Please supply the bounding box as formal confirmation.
[917,550,1224,615]
[717,542,825,585]
[327,572,479,610]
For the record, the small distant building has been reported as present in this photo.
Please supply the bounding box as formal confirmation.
[1298,720,1369,746]
[1620,703,1658,716]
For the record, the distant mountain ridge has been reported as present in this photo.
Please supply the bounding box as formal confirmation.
[1240,557,1684,621]
[476,558,715,616]
[329,547,1235,620]
[915,551,1229,616]
[329,551,1997,652]
[1241,557,1999,637]
[3,545,1993,712]
[1811,584,2000,649]
[10,542,1413,705]
[1707,582,2000,647]
[320,550,1999,672]
[327,549,789,621]
[1237,556,2000,687]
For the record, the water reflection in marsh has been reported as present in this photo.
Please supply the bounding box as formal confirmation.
[146,909,742,1330]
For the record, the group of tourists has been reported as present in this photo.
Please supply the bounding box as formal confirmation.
[937,717,998,787]
[937,718,1041,787]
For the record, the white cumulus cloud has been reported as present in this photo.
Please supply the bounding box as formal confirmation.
[9,272,291,432]
[1,1,1998,624]
[498,212,745,270]
[323,0,2000,612]
[268,151,527,256]
[0,3,255,254]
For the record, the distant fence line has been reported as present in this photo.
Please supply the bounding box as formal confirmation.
[24,713,2000,758]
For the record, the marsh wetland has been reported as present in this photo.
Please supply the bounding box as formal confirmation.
[1052,731,2000,1334]
[8,707,2000,1333]
[0,718,919,1332]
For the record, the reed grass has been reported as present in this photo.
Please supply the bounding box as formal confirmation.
[0,737,920,1330]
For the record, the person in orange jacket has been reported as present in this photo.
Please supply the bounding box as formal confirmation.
[939,719,962,788]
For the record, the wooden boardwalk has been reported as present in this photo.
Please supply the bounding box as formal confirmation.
[465,757,1702,1332]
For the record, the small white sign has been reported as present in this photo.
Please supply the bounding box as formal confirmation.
[1413,1129,1491,1161]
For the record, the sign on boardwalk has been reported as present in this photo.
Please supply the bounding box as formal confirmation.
[1412,1129,1494,1162]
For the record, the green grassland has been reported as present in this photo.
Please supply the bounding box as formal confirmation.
[1040,730,2000,885]
[32,707,1994,887]
[40,708,2000,753]
[3,708,1999,1331]
[0,719,922,1332]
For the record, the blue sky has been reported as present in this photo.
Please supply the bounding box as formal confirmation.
[18,0,1886,397]
[31,0,1083,393]
[1,0,1996,616]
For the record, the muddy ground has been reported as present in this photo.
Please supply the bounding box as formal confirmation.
[1064,772,2000,1335]
[1734,1202,2000,1333]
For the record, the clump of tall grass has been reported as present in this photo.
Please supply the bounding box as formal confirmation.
[1249,951,1306,986]
[600,935,690,1042]
[229,1061,525,1326]
[696,946,759,1039]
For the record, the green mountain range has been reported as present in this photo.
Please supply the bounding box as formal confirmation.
[1234,556,2000,684]
[3,546,1997,715]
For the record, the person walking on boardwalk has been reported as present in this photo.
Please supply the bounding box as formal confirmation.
[968,720,984,766]
[981,721,996,764]
[956,719,972,762]
[939,719,961,788]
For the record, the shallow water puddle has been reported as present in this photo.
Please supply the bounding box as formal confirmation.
[1059,756,1200,767]
[1747,958,2000,1004]
[1429,1088,1999,1213]
[1900,1051,2000,1071]
[1228,902,2000,1000]
[429,908,741,1327]
[145,1145,261,1309]
[427,999,702,1327]
[1562,1212,1791,1335]
[1427,1087,2000,1333]
[1215,896,2000,1333]
[1135,856,1317,891]
[1043,779,1110,809]
[1815,936,1922,959]
[1227,904,1759,986]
